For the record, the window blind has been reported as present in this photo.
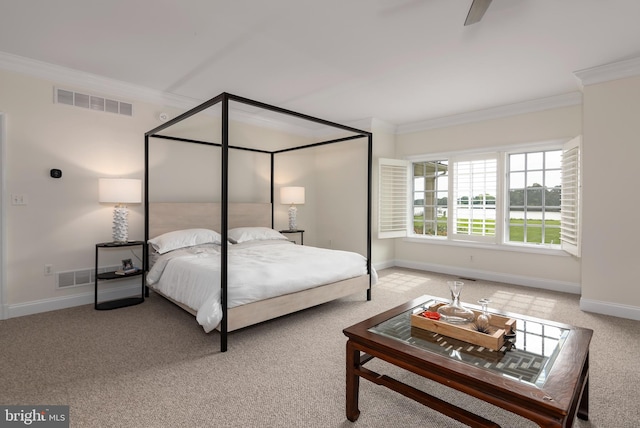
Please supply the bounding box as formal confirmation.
[378,158,409,238]
[561,136,581,257]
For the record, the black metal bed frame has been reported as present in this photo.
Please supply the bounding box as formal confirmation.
[144,92,372,352]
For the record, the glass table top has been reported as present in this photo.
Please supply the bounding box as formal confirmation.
[368,298,570,387]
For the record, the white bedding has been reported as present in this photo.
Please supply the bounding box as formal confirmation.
[147,240,376,332]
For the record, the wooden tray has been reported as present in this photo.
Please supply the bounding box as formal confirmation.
[410,302,516,351]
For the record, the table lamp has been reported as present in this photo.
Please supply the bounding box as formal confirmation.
[280,186,305,231]
[99,178,142,242]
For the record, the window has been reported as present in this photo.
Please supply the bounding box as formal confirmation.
[412,161,448,237]
[507,150,561,245]
[452,155,497,243]
[379,137,581,255]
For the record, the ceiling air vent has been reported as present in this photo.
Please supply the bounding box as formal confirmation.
[54,87,133,117]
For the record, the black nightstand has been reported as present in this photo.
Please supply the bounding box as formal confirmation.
[279,229,304,245]
[95,241,145,310]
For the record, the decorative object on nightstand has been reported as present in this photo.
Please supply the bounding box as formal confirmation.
[279,229,304,245]
[280,186,305,231]
[99,178,142,242]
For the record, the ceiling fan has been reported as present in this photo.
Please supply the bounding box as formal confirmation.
[465,0,493,26]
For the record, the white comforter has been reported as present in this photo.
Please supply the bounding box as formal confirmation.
[147,240,376,332]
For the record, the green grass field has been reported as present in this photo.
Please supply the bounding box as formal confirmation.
[414,216,561,244]
[508,218,561,244]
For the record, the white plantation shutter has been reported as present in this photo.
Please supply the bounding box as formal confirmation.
[451,154,498,243]
[561,136,581,257]
[378,158,409,238]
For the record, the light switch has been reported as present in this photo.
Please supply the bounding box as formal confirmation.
[11,194,28,205]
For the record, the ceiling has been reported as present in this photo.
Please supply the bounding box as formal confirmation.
[1,0,640,128]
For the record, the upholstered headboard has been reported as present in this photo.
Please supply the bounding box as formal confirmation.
[148,202,272,238]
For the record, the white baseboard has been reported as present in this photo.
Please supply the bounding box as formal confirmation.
[580,298,640,321]
[393,259,581,294]
[373,260,396,272]
[392,260,640,320]
[7,283,143,319]
[8,266,640,322]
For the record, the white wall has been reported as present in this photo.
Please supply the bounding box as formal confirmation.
[581,75,640,317]
[1,69,160,309]
[314,139,370,255]
[0,112,6,319]
[6,60,639,321]
[394,106,583,291]
[0,69,322,315]
[274,149,317,237]
[148,116,311,205]
[371,120,396,268]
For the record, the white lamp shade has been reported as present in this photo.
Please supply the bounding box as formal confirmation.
[99,178,142,204]
[280,186,305,205]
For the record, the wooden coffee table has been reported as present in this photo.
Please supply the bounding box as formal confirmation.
[343,295,592,427]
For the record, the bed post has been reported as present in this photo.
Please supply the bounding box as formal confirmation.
[220,94,230,353]
[144,135,150,297]
[270,153,275,229]
[367,132,373,301]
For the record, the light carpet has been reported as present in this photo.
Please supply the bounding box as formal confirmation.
[1,267,638,427]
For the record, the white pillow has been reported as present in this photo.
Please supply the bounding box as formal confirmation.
[149,228,222,254]
[227,227,288,244]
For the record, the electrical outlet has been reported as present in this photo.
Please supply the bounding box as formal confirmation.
[44,264,53,276]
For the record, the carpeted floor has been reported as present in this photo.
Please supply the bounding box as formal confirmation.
[1,267,638,427]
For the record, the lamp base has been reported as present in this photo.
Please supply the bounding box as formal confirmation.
[112,205,129,242]
[288,205,298,231]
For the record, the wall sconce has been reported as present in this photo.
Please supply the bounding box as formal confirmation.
[99,178,142,242]
[280,186,305,231]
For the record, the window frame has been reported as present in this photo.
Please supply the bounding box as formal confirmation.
[449,152,500,244]
[412,160,449,238]
[396,139,579,256]
[505,148,563,247]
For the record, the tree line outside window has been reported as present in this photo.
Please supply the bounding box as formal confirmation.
[412,149,563,246]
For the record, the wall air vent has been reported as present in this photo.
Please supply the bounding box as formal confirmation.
[54,87,133,117]
[56,266,120,288]
[57,268,94,288]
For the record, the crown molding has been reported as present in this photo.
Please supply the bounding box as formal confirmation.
[230,109,326,138]
[396,92,583,135]
[326,117,395,134]
[2,50,601,137]
[340,117,373,132]
[0,51,354,138]
[369,117,397,134]
[0,51,202,110]
[574,56,640,87]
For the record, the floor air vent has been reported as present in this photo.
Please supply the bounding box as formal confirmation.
[54,87,133,117]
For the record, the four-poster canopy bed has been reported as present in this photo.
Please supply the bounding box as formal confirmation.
[144,93,373,352]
